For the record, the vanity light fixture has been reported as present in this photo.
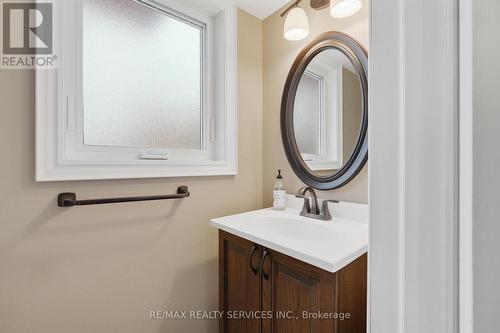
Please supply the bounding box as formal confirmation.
[329,0,362,18]
[281,0,362,41]
[282,1,310,41]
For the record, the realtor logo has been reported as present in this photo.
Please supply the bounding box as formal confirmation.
[1,0,56,68]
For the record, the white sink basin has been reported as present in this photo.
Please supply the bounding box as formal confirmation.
[210,203,368,273]
[261,216,334,241]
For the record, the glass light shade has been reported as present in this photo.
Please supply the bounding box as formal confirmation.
[330,0,362,18]
[284,7,309,41]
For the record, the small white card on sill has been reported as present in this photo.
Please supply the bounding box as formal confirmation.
[140,150,169,160]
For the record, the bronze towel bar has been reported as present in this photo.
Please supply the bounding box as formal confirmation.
[57,186,189,207]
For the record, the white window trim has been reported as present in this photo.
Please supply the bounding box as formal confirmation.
[299,66,344,171]
[36,0,237,181]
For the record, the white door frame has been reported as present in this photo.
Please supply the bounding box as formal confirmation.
[458,0,473,332]
[369,0,464,332]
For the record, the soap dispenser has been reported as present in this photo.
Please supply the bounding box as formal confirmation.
[273,170,287,210]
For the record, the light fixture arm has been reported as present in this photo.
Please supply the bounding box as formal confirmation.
[280,0,303,17]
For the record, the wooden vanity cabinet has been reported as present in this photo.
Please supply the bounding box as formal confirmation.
[219,230,367,333]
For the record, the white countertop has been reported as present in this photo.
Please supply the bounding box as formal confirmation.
[210,199,368,274]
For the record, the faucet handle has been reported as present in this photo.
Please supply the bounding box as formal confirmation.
[321,200,340,221]
[295,194,311,215]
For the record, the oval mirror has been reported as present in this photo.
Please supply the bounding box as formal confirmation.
[281,32,368,190]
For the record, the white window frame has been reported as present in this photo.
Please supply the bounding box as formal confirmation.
[299,65,344,171]
[36,0,237,181]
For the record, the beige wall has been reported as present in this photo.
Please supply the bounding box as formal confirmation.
[263,2,369,205]
[473,1,500,331]
[0,9,262,333]
[342,68,362,163]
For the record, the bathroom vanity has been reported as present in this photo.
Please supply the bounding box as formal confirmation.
[210,199,368,333]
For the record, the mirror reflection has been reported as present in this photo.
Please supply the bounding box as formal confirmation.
[293,48,362,177]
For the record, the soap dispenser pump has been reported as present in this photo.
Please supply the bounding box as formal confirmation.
[273,170,286,210]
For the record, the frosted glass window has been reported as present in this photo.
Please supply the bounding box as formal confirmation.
[82,0,203,150]
[294,73,321,155]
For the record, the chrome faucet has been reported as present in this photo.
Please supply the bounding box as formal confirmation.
[295,187,339,221]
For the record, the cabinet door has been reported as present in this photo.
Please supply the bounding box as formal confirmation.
[219,231,261,333]
[261,248,336,333]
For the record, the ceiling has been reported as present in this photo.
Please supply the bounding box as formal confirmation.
[313,49,356,73]
[235,0,290,20]
[174,0,292,20]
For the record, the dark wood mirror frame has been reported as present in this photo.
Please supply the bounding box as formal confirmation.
[281,31,368,190]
